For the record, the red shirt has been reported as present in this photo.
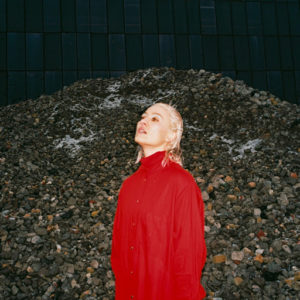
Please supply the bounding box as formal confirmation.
[111,151,206,300]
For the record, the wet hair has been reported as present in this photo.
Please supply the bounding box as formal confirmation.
[136,102,183,166]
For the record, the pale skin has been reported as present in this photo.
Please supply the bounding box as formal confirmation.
[135,104,175,157]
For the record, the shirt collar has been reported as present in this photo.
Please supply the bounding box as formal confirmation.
[140,151,167,173]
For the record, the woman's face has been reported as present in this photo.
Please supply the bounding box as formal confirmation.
[135,104,172,156]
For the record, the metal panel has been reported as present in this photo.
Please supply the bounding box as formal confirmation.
[91,33,108,70]
[0,0,6,31]
[249,36,265,71]
[45,33,62,70]
[222,71,236,81]
[45,71,62,95]
[109,34,126,70]
[124,0,141,33]
[215,0,232,35]
[78,71,91,80]
[288,2,300,35]
[8,71,26,104]
[0,33,6,70]
[252,71,267,91]
[90,0,107,33]
[63,71,78,86]
[26,71,43,100]
[7,33,25,71]
[62,33,77,70]
[279,37,293,70]
[77,0,90,32]
[219,36,235,70]
[246,2,262,35]
[25,0,43,32]
[236,71,252,87]
[126,35,143,71]
[77,33,91,70]
[261,2,277,35]
[231,2,247,35]
[265,37,280,70]
[140,0,157,33]
[62,0,76,32]
[157,0,174,34]
[267,71,283,99]
[92,71,109,79]
[0,71,7,106]
[108,0,124,33]
[189,35,203,69]
[175,35,190,69]
[291,37,300,69]
[26,33,43,70]
[44,0,61,32]
[202,36,219,70]
[142,35,159,68]
[200,0,217,34]
[276,2,290,35]
[234,36,250,70]
[295,71,300,104]
[159,35,176,67]
[173,0,188,34]
[7,0,24,32]
[186,0,201,34]
[282,71,296,103]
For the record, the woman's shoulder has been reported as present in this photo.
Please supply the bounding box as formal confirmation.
[166,161,197,186]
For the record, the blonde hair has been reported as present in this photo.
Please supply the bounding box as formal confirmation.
[136,102,183,166]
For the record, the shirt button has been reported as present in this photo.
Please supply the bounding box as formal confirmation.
[130,246,134,250]
[143,178,146,182]
[132,222,136,226]
[130,270,134,275]
[130,296,134,299]
[136,199,139,203]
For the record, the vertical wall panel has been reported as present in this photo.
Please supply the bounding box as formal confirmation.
[215,0,232,35]
[63,71,78,86]
[234,36,250,70]
[78,71,91,80]
[26,71,43,100]
[291,37,300,69]
[189,35,203,69]
[62,0,76,32]
[8,71,26,104]
[186,0,201,34]
[0,33,6,70]
[282,71,296,103]
[261,2,277,35]
[222,71,236,81]
[279,37,293,70]
[175,35,190,69]
[44,0,61,32]
[77,33,91,70]
[200,0,217,34]
[92,71,109,79]
[249,36,265,71]
[295,71,300,104]
[288,2,300,35]
[236,71,252,87]
[26,33,43,70]
[62,33,77,70]
[246,2,262,35]
[77,0,90,32]
[159,35,176,67]
[252,71,267,91]
[91,34,108,70]
[0,0,6,31]
[173,0,188,34]
[202,36,218,70]
[91,0,107,33]
[276,2,290,35]
[108,0,124,33]
[45,71,62,95]
[267,71,283,99]
[25,0,43,32]
[109,34,126,70]
[0,72,7,106]
[45,33,62,70]
[219,36,234,70]
[157,0,174,33]
[232,2,247,35]
[124,0,141,33]
[7,0,24,32]
[265,37,280,70]
[7,33,25,71]
[142,35,159,68]
[140,0,157,33]
[126,35,143,71]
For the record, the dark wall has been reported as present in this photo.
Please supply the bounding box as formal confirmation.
[0,0,300,106]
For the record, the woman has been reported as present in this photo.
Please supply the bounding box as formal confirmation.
[111,103,206,299]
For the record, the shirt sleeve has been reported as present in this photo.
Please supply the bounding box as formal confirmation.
[172,182,207,300]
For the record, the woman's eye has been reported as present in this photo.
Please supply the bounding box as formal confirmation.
[151,117,159,122]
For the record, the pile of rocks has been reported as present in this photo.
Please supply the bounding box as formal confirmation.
[0,67,299,299]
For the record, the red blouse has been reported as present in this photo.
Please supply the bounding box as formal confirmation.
[111,151,206,300]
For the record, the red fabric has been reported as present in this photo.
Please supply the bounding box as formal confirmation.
[111,151,206,300]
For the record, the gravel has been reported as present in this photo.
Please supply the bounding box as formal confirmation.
[0,67,299,299]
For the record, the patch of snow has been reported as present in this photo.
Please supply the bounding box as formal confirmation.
[230,138,262,161]
[107,81,121,93]
[99,94,124,110]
